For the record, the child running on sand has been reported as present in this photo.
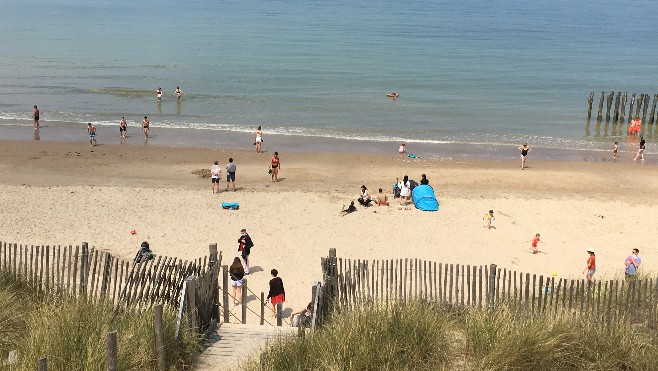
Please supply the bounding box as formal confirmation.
[530,233,542,254]
[483,210,494,229]
[613,142,619,159]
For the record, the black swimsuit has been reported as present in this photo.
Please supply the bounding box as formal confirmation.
[521,149,528,156]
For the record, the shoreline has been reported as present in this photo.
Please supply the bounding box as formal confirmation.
[0,123,654,164]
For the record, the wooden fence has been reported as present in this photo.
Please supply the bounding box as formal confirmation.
[587,90,658,126]
[320,249,658,330]
[0,240,221,332]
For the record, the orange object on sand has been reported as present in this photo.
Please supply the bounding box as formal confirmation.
[130,229,137,235]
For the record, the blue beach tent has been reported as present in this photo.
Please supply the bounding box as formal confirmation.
[412,185,439,211]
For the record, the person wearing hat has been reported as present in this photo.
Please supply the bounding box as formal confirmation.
[583,247,596,284]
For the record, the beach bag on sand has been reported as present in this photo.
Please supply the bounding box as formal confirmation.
[222,202,240,210]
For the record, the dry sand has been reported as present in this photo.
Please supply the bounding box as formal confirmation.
[1,140,657,322]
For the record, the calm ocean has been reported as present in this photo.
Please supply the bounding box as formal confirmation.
[1,0,657,158]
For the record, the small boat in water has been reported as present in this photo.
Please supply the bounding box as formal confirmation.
[386,93,400,98]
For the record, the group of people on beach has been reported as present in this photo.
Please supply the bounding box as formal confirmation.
[343,174,429,215]
[583,247,643,285]
[228,229,294,321]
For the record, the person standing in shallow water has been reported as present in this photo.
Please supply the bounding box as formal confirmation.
[33,105,40,129]
[518,143,531,170]
[142,116,150,140]
[254,126,263,153]
[634,136,646,161]
[119,116,127,141]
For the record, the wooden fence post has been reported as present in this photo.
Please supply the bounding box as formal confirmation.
[276,302,283,326]
[222,265,229,323]
[107,331,118,371]
[260,292,265,325]
[154,304,166,371]
[186,277,198,332]
[80,242,89,297]
[242,279,248,324]
[38,357,47,371]
[209,243,220,321]
[489,264,497,310]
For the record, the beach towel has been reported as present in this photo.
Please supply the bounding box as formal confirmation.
[222,202,240,210]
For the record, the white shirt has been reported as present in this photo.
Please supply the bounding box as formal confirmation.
[210,165,221,178]
[399,181,411,197]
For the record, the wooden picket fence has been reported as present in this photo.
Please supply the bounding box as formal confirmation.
[320,249,658,330]
[0,240,221,332]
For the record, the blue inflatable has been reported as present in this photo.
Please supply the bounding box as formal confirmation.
[412,185,439,211]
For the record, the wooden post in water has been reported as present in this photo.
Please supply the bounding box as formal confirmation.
[649,94,658,125]
[642,94,650,124]
[613,92,621,123]
[620,92,628,124]
[154,304,166,371]
[107,331,118,371]
[605,91,614,122]
[587,91,594,120]
[596,91,604,121]
[636,94,644,118]
[629,93,636,121]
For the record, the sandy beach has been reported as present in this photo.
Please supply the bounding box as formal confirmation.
[1,139,657,321]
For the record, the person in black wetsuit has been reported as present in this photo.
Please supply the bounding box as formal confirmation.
[518,143,532,170]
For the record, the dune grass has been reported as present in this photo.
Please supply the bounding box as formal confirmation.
[0,272,201,370]
[244,300,658,371]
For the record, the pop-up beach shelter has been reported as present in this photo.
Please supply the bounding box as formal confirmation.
[412,185,439,211]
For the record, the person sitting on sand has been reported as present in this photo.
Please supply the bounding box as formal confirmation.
[420,174,429,185]
[375,188,389,206]
[341,201,357,216]
[291,302,313,328]
[358,185,372,207]
[399,143,407,154]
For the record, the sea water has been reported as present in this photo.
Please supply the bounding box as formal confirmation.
[1,0,657,159]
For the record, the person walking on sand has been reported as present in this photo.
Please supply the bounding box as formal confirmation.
[398,175,411,209]
[266,269,285,318]
[229,257,245,306]
[530,233,542,254]
[624,248,641,279]
[210,160,222,194]
[174,86,182,101]
[254,126,263,153]
[237,229,253,274]
[583,247,596,285]
[226,158,236,191]
[119,116,127,141]
[142,116,150,140]
[518,143,531,170]
[33,105,40,129]
[156,87,162,103]
[483,210,494,229]
[87,123,97,146]
[634,136,646,161]
[270,152,280,182]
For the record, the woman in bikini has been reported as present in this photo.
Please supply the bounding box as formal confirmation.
[142,116,150,140]
[254,126,263,153]
[270,151,280,182]
[518,143,531,170]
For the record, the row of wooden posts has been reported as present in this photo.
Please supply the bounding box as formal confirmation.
[320,249,658,330]
[0,240,223,370]
[31,304,169,371]
[587,91,658,125]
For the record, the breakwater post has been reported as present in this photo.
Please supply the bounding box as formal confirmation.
[587,91,594,121]
[597,91,605,121]
[613,92,621,123]
[605,91,614,122]
[620,92,628,124]
[650,95,657,125]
